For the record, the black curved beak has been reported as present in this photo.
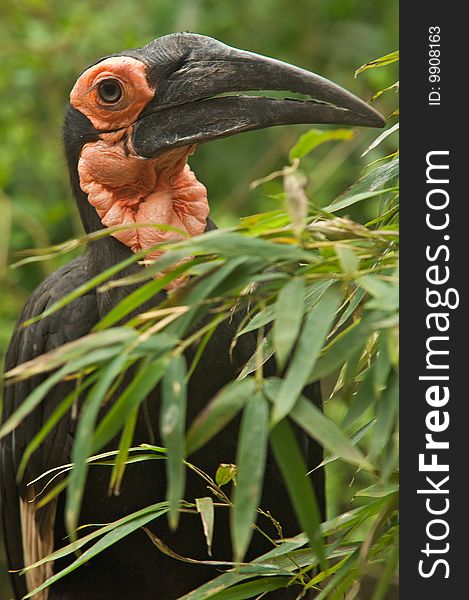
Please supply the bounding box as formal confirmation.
[130,33,385,158]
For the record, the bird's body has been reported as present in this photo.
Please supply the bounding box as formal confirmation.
[2,247,322,599]
[1,33,383,599]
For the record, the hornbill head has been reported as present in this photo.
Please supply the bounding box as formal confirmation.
[64,33,384,265]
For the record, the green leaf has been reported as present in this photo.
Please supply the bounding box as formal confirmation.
[272,283,343,423]
[179,540,358,600]
[289,128,355,161]
[308,316,375,383]
[94,258,202,331]
[92,354,170,452]
[238,332,274,380]
[237,304,276,337]
[342,366,377,429]
[273,278,305,370]
[265,380,369,469]
[161,355,187,530]
[196,497,215,557]
[18,373,98,480]
[172,256,260,337]
[209,577,291,599]
[0,346,125,441]
[231,393,269,562]
[269,419,327,570]
[186,378,256,455]
[359,275,399,311]
[355,51,399,77]
[371,543,399,600]
[66,352,130,539]
[108,406,139,496]
[333,159,399,207]
[238,281,332,369]
[313,419,376,472]
[336,246,359,277]
[355,482,398,498]
[362,123,399,157]
[368,373,399,461]
[215,464,238,487]
[4,328,135,383]
[22,254,145,326]
[315,551,359,600]
[322,188,396,214]
[24,505,169,598]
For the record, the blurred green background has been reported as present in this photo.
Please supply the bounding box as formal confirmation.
[0,0,397,596]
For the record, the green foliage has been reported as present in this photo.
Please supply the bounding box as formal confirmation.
[2,81,399,595]
[0,3,398,597]
[0,0,398,363]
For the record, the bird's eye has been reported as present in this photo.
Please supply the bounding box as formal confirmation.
[97,79,123,104]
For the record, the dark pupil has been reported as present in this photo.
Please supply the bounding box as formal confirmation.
[98,80,122,103]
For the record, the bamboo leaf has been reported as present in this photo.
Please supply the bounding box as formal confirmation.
[333,159,399,207]
[362,123,399,157]
[308,317,375,383]
[23,506,169,598]
[108,407,139,495]
[66,352,130,540]
[265,380,369,469]
[208,577,291,599]
[231,393,269,562]
[272,283,343,423]
[289,128,355,161]
[94,258,202,331]
[341,365,377,429]
[273,278,305,371]
[368,373,399,461]
[21,501,169,573]
[161,355,187,530]
[186,378,256,455]
[269,420,327,570]
[196,497,215,557]
[322,188,396,214]
[18,374,97,480]
[355,51,399,77]
[215,464,238,487]
[92,356,168,453]
[0,347,124,441]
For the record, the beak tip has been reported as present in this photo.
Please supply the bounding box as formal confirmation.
[359,107,386,129]
[375,114,387,128]
[367,104,387,128]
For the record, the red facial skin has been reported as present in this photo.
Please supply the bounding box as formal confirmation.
[70,57,209,288]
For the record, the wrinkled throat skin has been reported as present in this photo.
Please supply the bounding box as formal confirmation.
[70,56,209,281]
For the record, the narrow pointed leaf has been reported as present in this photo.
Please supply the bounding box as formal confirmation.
[208,577,291,599]
[265,380,369,469]
[368,373,399,461]
[23,507,169,598]
[0,347,123,441]
[273,278,305,371]
[289,128,355,161]
[269,419,326,570]
[231,393,269,562]
[272,284,343,423]
[66,352,130,539]
[92,356,167,453]
[186,378,256,455]
[161,355,187,529]
[196,497,215,557]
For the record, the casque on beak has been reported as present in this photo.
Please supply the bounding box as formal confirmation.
[129,33,385,159]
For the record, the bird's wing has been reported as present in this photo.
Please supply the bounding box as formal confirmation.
[1,256,98,599]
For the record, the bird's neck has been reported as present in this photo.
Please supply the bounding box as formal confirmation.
[77,135,209,263]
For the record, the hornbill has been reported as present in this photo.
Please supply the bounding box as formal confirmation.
[1,33,384,600]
